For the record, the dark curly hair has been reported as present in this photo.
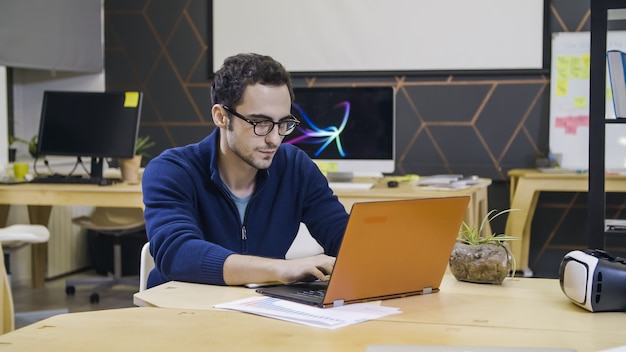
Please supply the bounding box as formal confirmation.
[211,53,294,107]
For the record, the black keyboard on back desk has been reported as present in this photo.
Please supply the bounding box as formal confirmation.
[30,175,121,185]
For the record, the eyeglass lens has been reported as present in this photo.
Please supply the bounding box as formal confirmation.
[222,105,298,136]
[254,120,297,136]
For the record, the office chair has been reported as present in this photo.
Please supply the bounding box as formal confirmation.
[0,225,50,334]
[1,241,13,334]
[139,242,154,292]
[0,224,50,287]
[285,223,324,259]
[66,207,145,303]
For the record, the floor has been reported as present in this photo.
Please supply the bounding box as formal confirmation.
[10,270,137,329]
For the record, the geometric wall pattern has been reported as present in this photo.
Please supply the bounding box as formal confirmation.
[104,0,549,181]
[104,0,625,278]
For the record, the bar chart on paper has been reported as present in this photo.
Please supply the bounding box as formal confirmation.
[214,296,400,329]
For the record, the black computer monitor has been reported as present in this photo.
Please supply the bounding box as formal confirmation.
[285,86,395,181]
[36,90,143,181]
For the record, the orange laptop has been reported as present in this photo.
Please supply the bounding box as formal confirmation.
[257,196,470,308]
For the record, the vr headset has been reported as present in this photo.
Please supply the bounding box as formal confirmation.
[559,249,626,312]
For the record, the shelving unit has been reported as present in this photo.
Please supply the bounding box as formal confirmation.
[588,1,626,249]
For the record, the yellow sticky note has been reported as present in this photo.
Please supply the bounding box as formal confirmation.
[314,161,338,175]
[556,79,568,97]
[570,57,582,79]
[573,96,586,109]
[557,56,572,79]
[581,53,591,68]
[124,91,140,108]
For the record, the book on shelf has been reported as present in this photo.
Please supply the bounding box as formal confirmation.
[607,50,626,118]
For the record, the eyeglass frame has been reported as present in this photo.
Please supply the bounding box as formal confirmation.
[222,104,300,136]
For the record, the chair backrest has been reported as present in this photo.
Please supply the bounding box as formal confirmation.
[73,207,145,233]
[139,242,154,292]
[0,242,14,334]
[285,223,324,259]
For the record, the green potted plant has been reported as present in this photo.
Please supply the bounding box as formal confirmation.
[28,135,39,158]
[134,135,156,158]
[8,135,29,162]
[449,209,519,284]
[119,135,155,183]
[9,134,40,161]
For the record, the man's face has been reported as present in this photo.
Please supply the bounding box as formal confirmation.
[224,83,292,170]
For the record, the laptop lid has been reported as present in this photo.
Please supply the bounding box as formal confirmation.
[257,196,470,308]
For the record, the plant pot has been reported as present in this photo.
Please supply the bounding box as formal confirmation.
[8,148,16,162]
[449,242,511,284]
[119,155,142,183]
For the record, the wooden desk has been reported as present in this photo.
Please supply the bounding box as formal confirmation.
[0,275,624,351]
[0,182,143,288]
[505,169,626,276]
[3,274,614,351]
[333,178,491,234]
[134,274,625,336]
[1,305,623,352]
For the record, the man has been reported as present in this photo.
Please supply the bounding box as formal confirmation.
[142,53,349,288]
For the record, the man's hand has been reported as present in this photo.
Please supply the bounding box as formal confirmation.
[275,254,335,283]
[223,253,335,286]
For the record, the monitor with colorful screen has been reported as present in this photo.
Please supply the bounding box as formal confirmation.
[285,86,395,180]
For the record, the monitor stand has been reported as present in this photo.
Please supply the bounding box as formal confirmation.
[91,157,104,180]
[90,157,118,185]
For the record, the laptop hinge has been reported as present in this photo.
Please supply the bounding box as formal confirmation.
[423,286,433,294]
[333,299,345,307]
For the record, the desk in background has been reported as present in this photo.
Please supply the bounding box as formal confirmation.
[0,178,490,288]
[505,168,626,276]
[0,182,143,288]
[333,177,491,234]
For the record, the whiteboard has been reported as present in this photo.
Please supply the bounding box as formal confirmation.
[549,31,626,170]
[213,0,545,73]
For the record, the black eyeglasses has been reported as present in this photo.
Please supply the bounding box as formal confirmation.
[222,105,300,136]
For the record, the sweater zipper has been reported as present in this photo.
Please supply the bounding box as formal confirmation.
[236,171,267,254]
[240,192,257,254]
[241,225,248,253]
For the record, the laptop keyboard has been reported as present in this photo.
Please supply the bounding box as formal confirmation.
[294,288,326,299]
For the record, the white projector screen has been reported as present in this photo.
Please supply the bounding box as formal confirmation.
[212,0,545,74]
[0,0,103,73]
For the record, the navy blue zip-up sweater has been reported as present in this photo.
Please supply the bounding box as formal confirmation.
[142,129,349,288]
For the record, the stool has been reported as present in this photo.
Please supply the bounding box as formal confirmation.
[65,207,145,304]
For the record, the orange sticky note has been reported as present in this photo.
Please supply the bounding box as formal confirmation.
[124,91,139,108]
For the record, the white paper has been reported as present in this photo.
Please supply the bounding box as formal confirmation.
[597,346,626,352]
[214,296,401,329]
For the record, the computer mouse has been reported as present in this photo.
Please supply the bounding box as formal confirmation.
[387,180,399,188]
[98,179,113,186]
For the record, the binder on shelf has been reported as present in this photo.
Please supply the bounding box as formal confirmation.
[607,50,626,118]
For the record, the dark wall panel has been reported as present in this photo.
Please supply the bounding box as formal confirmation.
[105,0,622,278]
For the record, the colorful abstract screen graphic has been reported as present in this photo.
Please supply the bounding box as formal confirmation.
[285,87,395,174]
[288,101,350,157]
